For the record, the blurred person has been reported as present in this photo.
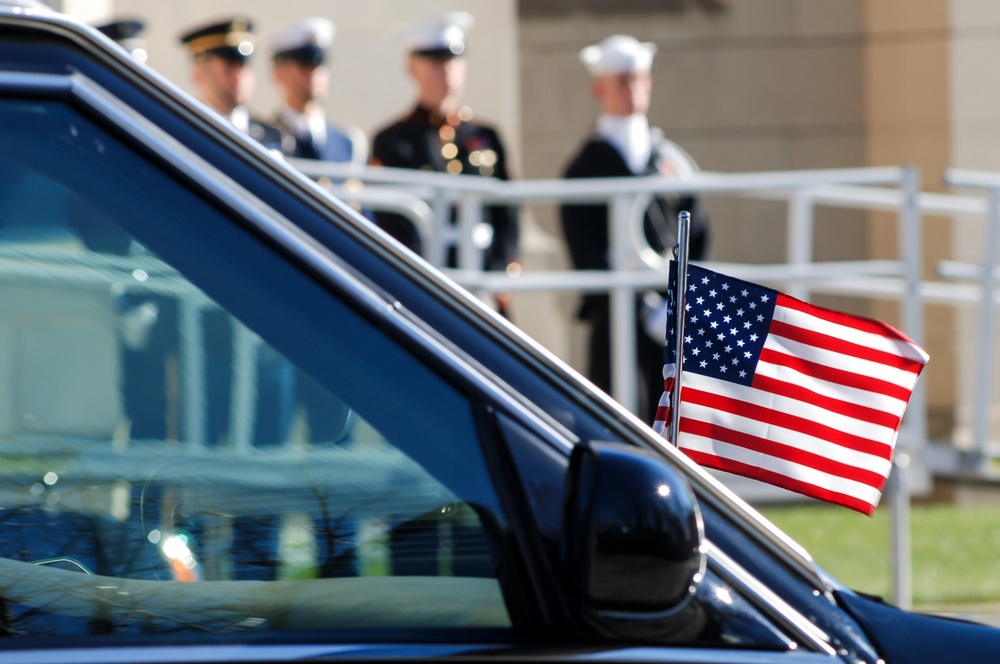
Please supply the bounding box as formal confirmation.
[178,18,293,449]
[94,17,148,63]
[179,16,282,150]
[370,10,519,310]
[560,34,710,423]
[268,17,367,164]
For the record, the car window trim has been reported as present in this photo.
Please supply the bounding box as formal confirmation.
[704,542,836,656]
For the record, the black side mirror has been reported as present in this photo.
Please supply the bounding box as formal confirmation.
[563,441,706,640]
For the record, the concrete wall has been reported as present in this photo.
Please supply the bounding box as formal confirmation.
[947,1,1000,445]
[864,1,956,439]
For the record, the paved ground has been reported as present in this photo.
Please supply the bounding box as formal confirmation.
[919,603,1000,628]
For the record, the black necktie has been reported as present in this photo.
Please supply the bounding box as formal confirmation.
[296,131,320,160]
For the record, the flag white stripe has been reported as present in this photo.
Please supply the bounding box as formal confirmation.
[681,372,898,443]
[755,358,908,418]
[763,335,922,390]
[679,434,884,506]
[679,400,894,476]
[775,303,930,364]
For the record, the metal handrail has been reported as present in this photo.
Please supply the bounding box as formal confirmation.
[294,161,926,418]
[291,161,1000,478]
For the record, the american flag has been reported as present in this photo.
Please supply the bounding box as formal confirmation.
[652,263,929,515]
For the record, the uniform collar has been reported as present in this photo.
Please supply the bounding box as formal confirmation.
[229,105,250,133]
[407,104,471,128]
[595,113,651,175]
[279,105,327,144]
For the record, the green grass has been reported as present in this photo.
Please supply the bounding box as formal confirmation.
[759,502,1000,606]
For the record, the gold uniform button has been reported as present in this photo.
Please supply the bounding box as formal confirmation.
[439,125,456,141]
[441,143,458,159]
[446,159,463,174]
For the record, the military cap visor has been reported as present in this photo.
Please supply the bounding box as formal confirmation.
[411,43,465,59]
[273,45,326,66]
[202,45,254,63]
[180,18,256,61]
[95,19,144,42]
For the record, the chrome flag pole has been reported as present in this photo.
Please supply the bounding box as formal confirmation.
[668,210,691,446]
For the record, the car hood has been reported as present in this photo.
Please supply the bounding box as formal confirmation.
[835,589,1000,664]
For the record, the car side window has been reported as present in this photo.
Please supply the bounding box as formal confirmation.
[0,98,512,639]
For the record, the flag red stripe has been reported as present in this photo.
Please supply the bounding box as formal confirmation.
[769,318,924,374]
[776,293,922,348]
[682,387,894,460]
[750,374,902,430]
[681,418,887,487]
[681,448,878,516]
[759,348,914,402]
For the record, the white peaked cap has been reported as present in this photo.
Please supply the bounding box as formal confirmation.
[268,17,335,56]
[397,11,474,56]
[579,35,656,76]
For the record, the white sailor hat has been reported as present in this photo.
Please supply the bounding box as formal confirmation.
[579,35,656,77]
[398,11,474,58]
[268,17,334,65]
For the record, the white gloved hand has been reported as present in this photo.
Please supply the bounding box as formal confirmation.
[641,291,669,344]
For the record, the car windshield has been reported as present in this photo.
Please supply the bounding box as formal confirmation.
[0,97,513,639]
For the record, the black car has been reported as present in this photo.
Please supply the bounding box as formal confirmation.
[0,4,997,663]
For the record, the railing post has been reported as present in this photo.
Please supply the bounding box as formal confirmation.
[610,194,638,414]
[229,323,258,453]
[971,185,1000,468]
[899,165,928,484]
[890,165,923,612]
[180,299,205,447]
[428,187,450,268]
[458,192,484,272]
[889,452,913,610]
[786,190,814,301]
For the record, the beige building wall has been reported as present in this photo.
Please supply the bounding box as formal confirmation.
[864,2,956,440]
[74,0,521,169]
[946,1,1000,445]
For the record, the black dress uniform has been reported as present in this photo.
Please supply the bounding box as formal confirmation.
[560,132,710,423]
[371,105,518,273]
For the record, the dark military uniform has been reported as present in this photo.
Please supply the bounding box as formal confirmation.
[179,17,282,152]
[246,117,283,152]
[371,105,518,272]
[267,17,367,165]
[271,115,359,163]
[560,132,710,423]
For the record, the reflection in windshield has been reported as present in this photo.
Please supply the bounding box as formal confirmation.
[0,99,510,638]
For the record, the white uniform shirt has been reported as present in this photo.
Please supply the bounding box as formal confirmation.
[595,113,700,178]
